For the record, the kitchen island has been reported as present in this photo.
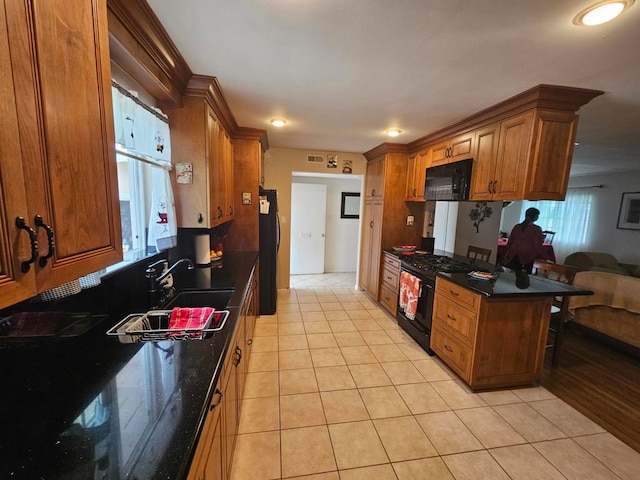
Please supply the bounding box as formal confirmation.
[0,252,257,479]
[431,271,592,391]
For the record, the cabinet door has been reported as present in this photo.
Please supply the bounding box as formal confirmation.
[223,353,238,475]
[469,122,500,201]
[224,132,235,221]
[0,6,37,308]
[414,150,431,199]
[365,159,384,198]
[494,112,533,200]
[405,154,417,200]
[7,0,121,291]
[359,201,374,291]
[207,110,222,226]
[202,410,224,480]
[429,141,450,166]
[449,132,474,162]
[405,150,430,201]
[368,201,384,299]
[236,320,247,415]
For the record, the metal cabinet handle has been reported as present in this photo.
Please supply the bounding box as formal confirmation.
[444,344,454,353]
[235,346,243,366]
[210,388,223,410]
[492,180,497,194]
[488,180,493,193]
[15,217,38,273]
[229,205,233,216]
[370,221,374,228]
[247,338,253,345]
[449,290,459,296]
[34,215,55,267]
[446,314,457,321]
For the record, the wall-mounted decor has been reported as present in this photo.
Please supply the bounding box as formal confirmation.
[617,191,640,230]
[469,201,493,233]
[342,160,352,174]
[175,162,193,184]
[341,192,360,219]
[327,154,338,168]
[242,192,252,205]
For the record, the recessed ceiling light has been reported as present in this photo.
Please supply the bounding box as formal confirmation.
[386,129,402,137]
[270,118,287,127]
[573,0,634,26]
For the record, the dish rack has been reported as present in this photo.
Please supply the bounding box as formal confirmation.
[106,309,229,343]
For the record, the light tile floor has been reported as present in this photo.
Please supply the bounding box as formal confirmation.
[230,276,640,479]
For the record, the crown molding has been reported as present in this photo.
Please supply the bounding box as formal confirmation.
[235,127,270,152]
[362,85,604,156]
[363,142,409,161]
[107,0,192,107]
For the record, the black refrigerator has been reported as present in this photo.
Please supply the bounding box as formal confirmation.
[259,187,279,315]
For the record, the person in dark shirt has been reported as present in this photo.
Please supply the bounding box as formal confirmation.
[503,207,544,274]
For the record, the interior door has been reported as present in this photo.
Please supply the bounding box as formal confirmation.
[290,183,327,274]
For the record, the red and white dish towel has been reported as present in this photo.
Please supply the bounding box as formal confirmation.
[169,307,214,330]
[399,271,422,320]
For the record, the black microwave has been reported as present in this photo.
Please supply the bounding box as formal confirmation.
[424,158,473,201]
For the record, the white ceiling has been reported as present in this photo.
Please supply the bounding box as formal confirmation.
[147,0,640,177]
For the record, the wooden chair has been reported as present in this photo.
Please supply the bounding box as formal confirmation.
[542,230,556,244]
[532,260,578,365]
[466,245,492,262]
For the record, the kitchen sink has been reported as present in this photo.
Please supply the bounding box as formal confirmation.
[106,289,234,343]
[163,289,234,310]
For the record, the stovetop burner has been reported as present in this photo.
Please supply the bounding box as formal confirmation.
[403,254,475,277]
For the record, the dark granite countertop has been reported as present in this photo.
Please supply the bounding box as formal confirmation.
[438,271,593,298]
[0,251,257,479]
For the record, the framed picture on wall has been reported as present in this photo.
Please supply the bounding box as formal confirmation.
[341,192,360,219]
[617,191,640,230]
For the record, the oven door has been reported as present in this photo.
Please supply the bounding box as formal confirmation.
[397,269,435,331]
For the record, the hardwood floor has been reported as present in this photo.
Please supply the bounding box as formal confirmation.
[541,323,640,453]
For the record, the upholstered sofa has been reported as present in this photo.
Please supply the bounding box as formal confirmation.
[564,251,640,277]
[568,271,640,349]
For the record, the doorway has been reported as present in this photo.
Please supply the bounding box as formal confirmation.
[290,183,327,274]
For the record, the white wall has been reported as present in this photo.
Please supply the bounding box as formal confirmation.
[498,171,640,264]
[292,175,362,272]
[454,201,503,263]
[264,147,367,288]
[569,171,640,264]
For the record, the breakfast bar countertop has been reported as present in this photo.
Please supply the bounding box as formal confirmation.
[0,251,257,480]
[438,271,594,298]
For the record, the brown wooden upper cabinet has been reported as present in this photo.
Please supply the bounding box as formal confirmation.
[168,91,235,228]
[365,158,384,199]
[0,0,122,309]
[469,110,578,201]
[429,131,475,166]
[405,150,431,201]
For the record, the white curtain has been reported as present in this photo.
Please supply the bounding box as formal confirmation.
[111,85,177,251]
[522,189,594,263]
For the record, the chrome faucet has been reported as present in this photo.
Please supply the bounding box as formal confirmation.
[146,258,195,308]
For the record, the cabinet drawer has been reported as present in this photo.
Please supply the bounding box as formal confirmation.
[379,285,398,316]
[381,268,399,291]
[383,254,401,273]
[431,324,472,381]
[433,296,477,344]
[436,278,479,311]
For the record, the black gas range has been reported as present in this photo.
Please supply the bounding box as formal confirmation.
[396,253,476,355]
[401,254,477,279]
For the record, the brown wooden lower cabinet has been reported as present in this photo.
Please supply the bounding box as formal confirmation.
[379,252,400,316]
[187,383,225,480]
[432,277,552,390]
[187,266,257,479]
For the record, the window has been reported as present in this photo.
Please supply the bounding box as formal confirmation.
[103,82,174,275]
[522,189,594,261]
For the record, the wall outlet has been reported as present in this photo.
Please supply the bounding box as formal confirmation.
[406,215,415,226]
